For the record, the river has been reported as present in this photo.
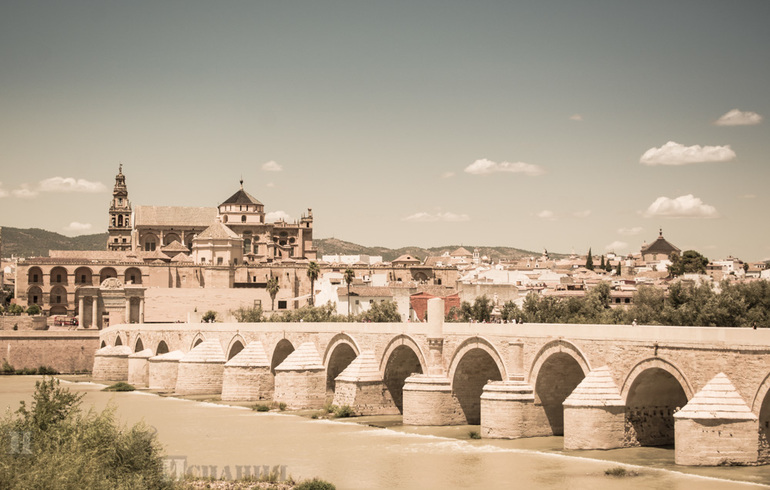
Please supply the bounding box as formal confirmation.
[1,376,768,489]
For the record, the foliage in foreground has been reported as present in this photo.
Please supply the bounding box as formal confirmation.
[1,360,58,375]
[0,377,170,490]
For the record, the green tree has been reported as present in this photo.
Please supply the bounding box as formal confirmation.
[472,295,494,322]
[668,250,708,277]
[26,304,41,315]
[500,300,522,322]
[232,304,264,322]
[343,268,355,318]
[6,304,23,315]
[585,248,594,270]
[2,377,169,489]
[307,261,321,306]
[202,310,217,323]
[600,255,605,270]
[616,262,622,276]
[358,300,401,322]
[266,276,279,311]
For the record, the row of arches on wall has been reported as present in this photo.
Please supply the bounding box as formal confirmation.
[106,332,770,448]
[27,266,143,287]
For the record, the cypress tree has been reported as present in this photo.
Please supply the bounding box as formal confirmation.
[586,248,594,270]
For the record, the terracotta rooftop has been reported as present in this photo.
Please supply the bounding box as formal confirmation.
[135,205,217,227]
[197,221,241,240]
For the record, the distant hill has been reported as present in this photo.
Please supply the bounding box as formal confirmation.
[314,237,561,263]
[0,226,560,262]
[1,227,108,258]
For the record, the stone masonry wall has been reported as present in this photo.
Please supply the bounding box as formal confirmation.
[175,361,225,395]
[0,331,99,373]
[0,316,47,331]
[675,418,759,465]
[221,366,273,401]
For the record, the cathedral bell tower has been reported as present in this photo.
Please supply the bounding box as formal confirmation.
[107,164,132,251]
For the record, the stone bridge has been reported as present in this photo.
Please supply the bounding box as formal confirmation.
[93,300,770,466]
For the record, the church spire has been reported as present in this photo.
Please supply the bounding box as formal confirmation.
[107,164,132,251]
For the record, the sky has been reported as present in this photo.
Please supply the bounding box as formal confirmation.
[0,1,768,260]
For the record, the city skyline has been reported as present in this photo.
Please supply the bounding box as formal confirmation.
[1,2,768,260]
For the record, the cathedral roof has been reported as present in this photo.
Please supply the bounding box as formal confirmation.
[641,230,681,256]
[135,206,217,227]
[220,186,262,206]
[196,221,241,240]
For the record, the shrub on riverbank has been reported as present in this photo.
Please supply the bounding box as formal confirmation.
[0,377,170,489]
[103,382,136,391]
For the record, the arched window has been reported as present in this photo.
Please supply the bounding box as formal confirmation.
[241,215,247,223]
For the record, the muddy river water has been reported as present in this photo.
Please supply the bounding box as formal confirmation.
[2,376,769,489]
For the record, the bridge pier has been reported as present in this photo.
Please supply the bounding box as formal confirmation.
[273,342,326,409]
[562,366,625,450]
[148,350,184,392]
[175,340,226,395]
[480,377,549,438]
[333,350,400,415]
[127,348,153,387]
[92,345,131,382]
[674,373,759,466]
[222,341,273,402]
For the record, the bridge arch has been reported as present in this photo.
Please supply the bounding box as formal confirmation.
[529,340,590,435]
[190,333,205,351]
[271,338,295,375]
[114,334,124,346]
[380,334,426,413]
[156,340,170,355]
[134,336,144,353]
[621,357,692,447]
[448,336,506,424]
[226,335,246,361]
[752,371,770,460]
[324,334,360,394]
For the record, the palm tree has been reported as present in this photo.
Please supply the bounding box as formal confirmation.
[266,276,279,311]
[307,261,320,306]
[343,268,355,318]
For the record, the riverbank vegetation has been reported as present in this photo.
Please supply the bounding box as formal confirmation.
[233,301,401,323]
[0,377,336,490]
[452,280,770,327]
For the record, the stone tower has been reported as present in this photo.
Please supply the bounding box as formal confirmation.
[107,164,132,251]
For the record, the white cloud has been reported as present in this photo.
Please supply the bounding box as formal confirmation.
[65,222,93,232]
[714,109,763,126]
[12,184,38,199]
[266,182,275,188]
[403,211,470,222]
[573,210,591,218]
[441,171,455,179]
[740,193,757,199]
[569,114,583,122]
[464,158,545,176]
[605,241,628,252]
[536,210,556,220]
[0,182,7,198]
[642,194,719,219]
[266,210,292,222]
[39,177,106,193]
[618,226,643,236]
[262,160,283,172]
[640,141,736,166]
